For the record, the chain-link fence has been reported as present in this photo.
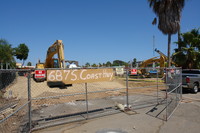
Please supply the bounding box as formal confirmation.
[0,63,14,69]
[165,67,182,120]
[0,67,182,132]
[0,69,31,133]
[31,68,127,130]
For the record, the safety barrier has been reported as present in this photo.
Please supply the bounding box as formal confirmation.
[0,67,182,132]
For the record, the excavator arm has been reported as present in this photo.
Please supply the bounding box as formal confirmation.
[155,48,176,67]
[140,57,160,68]
[44,40,65,68]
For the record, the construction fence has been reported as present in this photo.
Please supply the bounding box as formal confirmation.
[0,67,182,132]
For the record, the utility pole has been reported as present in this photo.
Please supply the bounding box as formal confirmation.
[153,35,155,56]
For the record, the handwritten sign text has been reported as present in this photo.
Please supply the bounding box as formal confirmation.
[47,68,114,84]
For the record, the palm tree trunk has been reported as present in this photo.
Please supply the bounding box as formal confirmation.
[22,60,24,67]
[168,34,171,67]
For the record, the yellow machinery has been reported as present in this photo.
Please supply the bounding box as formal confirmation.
[140,49,168,68]
[34,40,78,88]
[138,56,160,76]
[154,48,168,68]
[140,56,160,68]
[36,40,65,69]
[34,40,66,82]
[138,49,172,76]
[45,40,65,68]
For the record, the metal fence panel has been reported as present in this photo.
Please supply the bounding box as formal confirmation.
[31,68,127,130]
[0,67,182,132]
[0,69,31,133]
[165,67,182,120]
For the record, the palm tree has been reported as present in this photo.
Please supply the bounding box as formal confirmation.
[148,0,185,67]
[173,28,200,69]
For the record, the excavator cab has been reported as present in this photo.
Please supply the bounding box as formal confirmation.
[53,58,60,68]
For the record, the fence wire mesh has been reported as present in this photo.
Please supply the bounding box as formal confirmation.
[0,67,182,132]
[0,103,29,133]
[127,67,182,120]
[165,67,182,120]
[0,69,31,133]
[30,68,127,130]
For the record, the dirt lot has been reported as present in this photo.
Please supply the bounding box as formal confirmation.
[1,76,166,109]
[3,76,165,99]
[1,75,167,133]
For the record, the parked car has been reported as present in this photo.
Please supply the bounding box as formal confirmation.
[182,69,200,93]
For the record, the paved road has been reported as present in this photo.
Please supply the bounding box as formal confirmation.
[33,92,200,133]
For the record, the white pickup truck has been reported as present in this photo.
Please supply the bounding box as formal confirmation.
[182,69,200,93]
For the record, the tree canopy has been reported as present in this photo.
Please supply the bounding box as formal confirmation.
[132,58,137,67]
[148,0,185,67]
[112,60,128,66]
[14,43,29,66]
[173,28,200,69]
[85,62,90,67]
[0,39,15,68]
[106,61,112,67]
[27,62,32,66]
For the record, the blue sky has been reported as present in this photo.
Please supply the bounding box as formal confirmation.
[0,0,200,66]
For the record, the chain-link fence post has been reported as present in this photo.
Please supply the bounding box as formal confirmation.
[165,68,168,121]
[156,68,159,104]
[85,83,89,119]
[28,71,32,131]
[126,69,129,109]
[180,69,182,100]
[176,68,178,106]
[1,63,3,69]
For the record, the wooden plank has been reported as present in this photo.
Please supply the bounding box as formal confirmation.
[47,68,114,84]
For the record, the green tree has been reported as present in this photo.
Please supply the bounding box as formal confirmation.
[98,63,102,67]
[91,63,97,67]
[27,62,32,66]
[148,0,185,67]
[0,39,15,68]
[14,43,29,66]
[106,61,112,67]
[172,28,200,69]
[132,58,137,67]
[85,62,90,67]
[113,60,128,66]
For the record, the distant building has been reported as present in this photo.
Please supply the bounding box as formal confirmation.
[16,63,22,68]
[16,63,35,69]
[112,66,125,76]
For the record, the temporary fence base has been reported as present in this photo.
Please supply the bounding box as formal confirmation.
[31,107,121,132]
